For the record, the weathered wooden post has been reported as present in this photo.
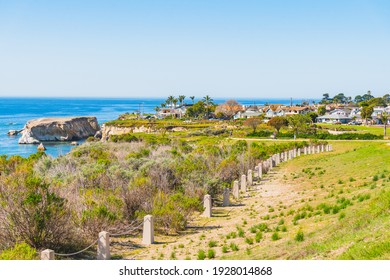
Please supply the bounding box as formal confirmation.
[329,144,333,151]
[304,146,307,155]
[41,249,55,260]
[241,174,247,192]
[317,145,320,153]
[312,145,316,154]
[247,169,253,186]
[223,188,230,206]
[293,148,297,158]
[203,195,212,217]
[297,148,301,157]
[325,144,329,152]
[142,215,154,245]
[233,180,240,199]
[97,231,110,260]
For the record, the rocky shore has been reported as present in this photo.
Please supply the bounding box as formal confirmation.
[18,117,100,144]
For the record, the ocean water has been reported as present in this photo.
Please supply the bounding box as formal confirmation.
[0,97,302,158]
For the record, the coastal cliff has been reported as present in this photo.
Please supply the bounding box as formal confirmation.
[100,124,155,141]
[18,117,100,144]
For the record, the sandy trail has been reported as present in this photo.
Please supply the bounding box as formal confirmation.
[113,165,305,260]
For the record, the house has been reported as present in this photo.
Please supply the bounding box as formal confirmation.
[264,105,285,119]
[316,109,352,124]
[284,106,310,116]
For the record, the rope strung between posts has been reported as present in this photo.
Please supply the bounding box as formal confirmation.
[110,221,145,237]
[54,238,99,257]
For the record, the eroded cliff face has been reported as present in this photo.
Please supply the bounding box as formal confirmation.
[100,124,155,141]
[18,117,100,144]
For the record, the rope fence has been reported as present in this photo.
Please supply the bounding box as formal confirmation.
[40,144,332,260]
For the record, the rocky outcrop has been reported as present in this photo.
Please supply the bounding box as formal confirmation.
[100,124,156,141]
[18,117,100,144]
[7,130,22,136]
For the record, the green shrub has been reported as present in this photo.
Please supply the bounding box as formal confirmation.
[0,242,37,260]
[207,249,216,259]
[197,250,206,260]
[222,245,229,253]
[230,242,239,251]
[271,232,280,241]
[255,232,263,243]
[208,240,218,248]
[245,237,254,245]
[295,230,304,242]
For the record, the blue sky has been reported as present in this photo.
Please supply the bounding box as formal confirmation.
[0,0,389,99]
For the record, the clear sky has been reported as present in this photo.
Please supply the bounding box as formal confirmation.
[0,0,389,99]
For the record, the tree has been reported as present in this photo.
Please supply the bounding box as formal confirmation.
[379,112,389,136]
[383,94,390,104]
[333,93,347,104]
[361,105,374,125]
[362,90,373,102]
[214,99,242,119]
[190,96,195,104]
[202,95,214,119]
[317,105,326,116]
[244,117,263,133]
[307,112,319,123]
[321,93,330,104]
[186,101,206,119]
[178,95,186,106]
[354,95,363,104]
[154,106,160,114]
[288,114,311,139]
[268,116,288,133]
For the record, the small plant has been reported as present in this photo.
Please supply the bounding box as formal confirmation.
[170,251,176,259]
[339,212,346,220]
[278,219,285,225]
[230,242,239,251]
[237,227,245,237]
[178,244,184,249]
[208,240,218,248]
[295,230,304,242]
[222,245,229,253]
[197,250,206,260]
[245,237,254,245]
[199,234,206,240]
[207,249,216,259]
[255,231,263,243]
[246,247,252,255]
[271,232,280,241]
[373,175,379,181]
[281,225,287,232]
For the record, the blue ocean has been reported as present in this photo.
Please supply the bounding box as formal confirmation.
[0,97,304,158]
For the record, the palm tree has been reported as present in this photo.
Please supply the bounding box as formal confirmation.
[160,103,166,108]
[172,98,179,118]
[178,95,186,106]
[166,96,174,109]
[190,96,195,104]
[202,95,214,119]
[154,106,160,113]
[380,112,389,136]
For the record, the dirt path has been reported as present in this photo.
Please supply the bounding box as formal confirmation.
[114,164,305,260]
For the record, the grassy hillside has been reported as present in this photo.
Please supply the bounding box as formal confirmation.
[129,141,390,260]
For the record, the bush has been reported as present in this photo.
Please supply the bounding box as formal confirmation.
[0,242,37,260]
[197,250,206,260]
[207,249,216,259]
[295,230,304,242]
[255,232,263,243]
[271,232,280,241]
[230,242,239,251]
[0,175,77,251]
